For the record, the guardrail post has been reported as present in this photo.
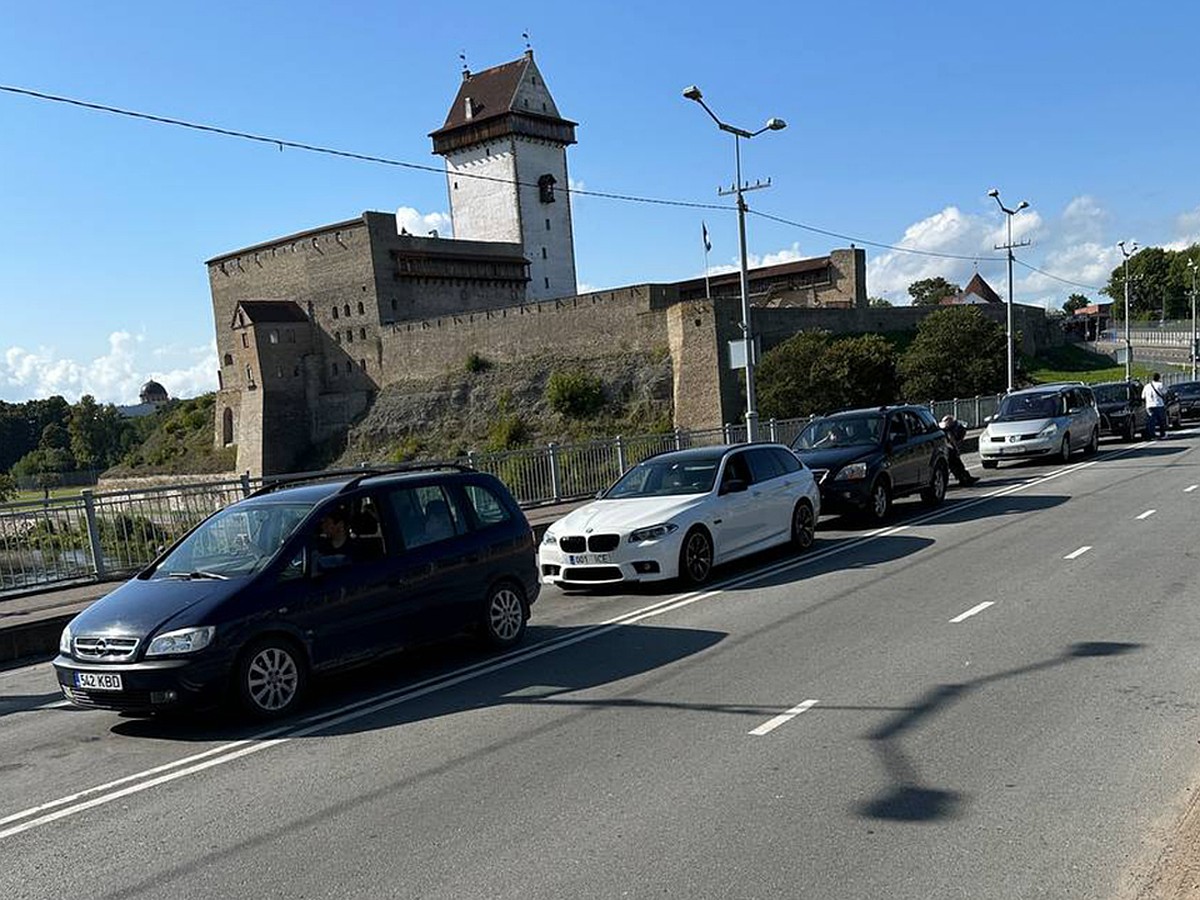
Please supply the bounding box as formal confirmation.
[974,395,981,427]
[615,435,626,473]
[81,489,106,580]
[240,471,252,498]
[723,422,733,443]
[953,398,960,420]
[674,427,683,451]
[768,418,778,442]
[548,443,561,501]
[466,450,476,469]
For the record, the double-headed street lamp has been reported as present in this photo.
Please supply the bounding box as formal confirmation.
[988,189,1030,393]
[1189,258,1198,380]
[1118,240,1138,380]
[683,85,786,442]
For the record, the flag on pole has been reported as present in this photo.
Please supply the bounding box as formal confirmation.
[702,221,712,253]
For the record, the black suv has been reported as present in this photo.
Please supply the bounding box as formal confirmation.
[1093,380,1181,440]
[53,465,539,719]
[791,405,950,522]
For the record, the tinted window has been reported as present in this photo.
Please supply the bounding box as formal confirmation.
[770,447,802,474]
[902,410,929,436]
[746,448,785,483]
[913,408,940,432]
[794,415,883,449]
[886,414,908,441]
[386,485,463,549]
[721,452,752,488]
[463,483,512,527]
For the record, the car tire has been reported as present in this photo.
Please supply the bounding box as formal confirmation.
[920,463,948,507]
[678,527,714,587]
[864,478,891,524]
[1123,419,1136,442]
[482,580,527,649]
[1058,434,1072,464]
[1084,428,1099,457]
[980,459,998,470]
[235,636,307,720]
[790,500,815,553]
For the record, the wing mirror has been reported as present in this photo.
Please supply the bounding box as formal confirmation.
[720,478,749,495]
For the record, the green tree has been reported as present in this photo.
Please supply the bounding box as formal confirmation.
[1104,245,1197,321]
[757,331,832,419]
[868,296,892,308]
[907,277,962,307]
[1062,293,1089,315]
[758,332,898,419]
[0,472,16,502]
[898,306,1006,400]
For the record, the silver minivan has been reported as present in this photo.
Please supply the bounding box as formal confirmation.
[978,383,1100,468]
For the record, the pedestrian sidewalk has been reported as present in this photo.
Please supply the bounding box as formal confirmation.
[0,500,583,667]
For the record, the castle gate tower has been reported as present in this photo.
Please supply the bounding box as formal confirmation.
[430,50,578,302]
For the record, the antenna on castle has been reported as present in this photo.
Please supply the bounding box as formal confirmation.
[459,51,469,79]
[522,31,531,52]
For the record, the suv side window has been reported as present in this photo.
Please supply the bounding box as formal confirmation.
[462,482,513,528]
[887,413,908,443]
[385,484,463,549]
[912,408,940,433]
[902,410,930,436]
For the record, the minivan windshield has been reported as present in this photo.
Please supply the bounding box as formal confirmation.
[152,501,315,579]
[794,415,883,450]
[996,392,1064,421]
[605,454,722,498]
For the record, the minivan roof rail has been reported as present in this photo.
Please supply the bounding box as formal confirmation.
[249,462,475,498]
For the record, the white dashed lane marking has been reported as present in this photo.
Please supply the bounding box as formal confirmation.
[950,602,994,624]
[748,699,820,736]
[1064,546,1092,560]
[1136,509,1157,520]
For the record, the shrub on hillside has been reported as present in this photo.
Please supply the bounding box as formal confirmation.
[546,370,606,418]
[465,352,493,374]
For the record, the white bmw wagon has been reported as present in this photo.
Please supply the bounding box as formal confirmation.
[538,443,821,588]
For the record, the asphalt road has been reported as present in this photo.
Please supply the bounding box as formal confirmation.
[3,430,1199,899]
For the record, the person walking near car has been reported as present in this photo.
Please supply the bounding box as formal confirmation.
[939,415,980,486]
[1143,373,1168,440]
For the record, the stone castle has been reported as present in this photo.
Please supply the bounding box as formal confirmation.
[208,51,1049,477]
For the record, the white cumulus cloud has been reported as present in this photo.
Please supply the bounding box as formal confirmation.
[396,206,453,238]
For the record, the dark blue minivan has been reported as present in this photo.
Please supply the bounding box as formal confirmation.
[53,465,539,719]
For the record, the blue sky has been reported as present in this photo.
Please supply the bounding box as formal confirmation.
[3,0,1199,404]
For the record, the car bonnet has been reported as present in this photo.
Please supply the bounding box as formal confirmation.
[66,576,245,641]
[551,495,706,533]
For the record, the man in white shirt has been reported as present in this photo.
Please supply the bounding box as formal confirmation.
[1142,373,1168,440]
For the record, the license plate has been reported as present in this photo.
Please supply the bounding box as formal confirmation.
[567,553,611,565]
[74,672,123,691]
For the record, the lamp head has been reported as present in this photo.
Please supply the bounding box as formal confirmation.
[682,85,703,102]
[987,188,1000,198]
[1017,200,1029,210]
[765,117,787,131]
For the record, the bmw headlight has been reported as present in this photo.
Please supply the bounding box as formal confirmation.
[1038,422,1059,437]
[59,624,73,655]
[629,523,679,543]
[145,626,215,657]
[834,462,868,481]
[541,530,558,546]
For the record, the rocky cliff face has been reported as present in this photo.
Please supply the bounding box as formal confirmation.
[329,351,674,466]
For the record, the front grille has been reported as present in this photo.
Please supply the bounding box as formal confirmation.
[587,534,620,552]
[73,636,139,661]
[62,686,156,710]
[990,436,1007,443]
[562,566,623,582]
[559,536,586,553]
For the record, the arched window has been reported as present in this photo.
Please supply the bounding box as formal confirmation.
[343,303,351,318]
[332,306,339,319]
[359,327,366,339]
[222,408,234,445]
[357,301,365,315]
[223,353,233,366]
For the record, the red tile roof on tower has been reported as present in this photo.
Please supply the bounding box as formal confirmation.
[942,273,1003,305]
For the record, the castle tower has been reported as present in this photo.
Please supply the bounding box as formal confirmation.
[430,50,578,302]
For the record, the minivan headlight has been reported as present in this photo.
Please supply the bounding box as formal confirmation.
[59,624,73,656]
[834,462,868,481]
[629,523,679,543]
[1038,422,1059,437]
[145,626,215,657]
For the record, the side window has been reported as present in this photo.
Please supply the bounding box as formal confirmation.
[314,495,386,564]
[770,447,802,474]
[902,411,927,436]
[746,448,785,483]
[721,452,752,488]
[888,414,908,442]
[385,485,463,549]
[462,483,513,528]
[913,408,939,433]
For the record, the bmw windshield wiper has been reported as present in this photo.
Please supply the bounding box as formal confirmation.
[164,570,229,581]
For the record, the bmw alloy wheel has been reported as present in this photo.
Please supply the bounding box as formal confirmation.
[791,501,815,552]
[679,529,713,586]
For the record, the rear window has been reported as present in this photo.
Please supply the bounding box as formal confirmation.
[463,483,512,527]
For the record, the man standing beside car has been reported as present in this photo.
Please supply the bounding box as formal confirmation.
[938,415,979,486]
[1142,373,1168,440]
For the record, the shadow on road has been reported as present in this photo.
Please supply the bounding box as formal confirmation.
[854,641,1141,823]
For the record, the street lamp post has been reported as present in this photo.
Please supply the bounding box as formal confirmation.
[988,189,1030,393]
[1189,259,1198,380]
[1119,241,1138,381]
[683,85,786,442]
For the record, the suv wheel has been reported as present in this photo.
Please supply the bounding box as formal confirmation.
[865,479,891,523]
[920,463,947,507]
[236,637,307,719]
[790,500,815,552]
[1058,434,1072,464]
[482,581,527,649]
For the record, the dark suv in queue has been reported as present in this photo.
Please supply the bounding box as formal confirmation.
[1093,380,1181,441]
[791,405,950,522]
[53,465,539,719]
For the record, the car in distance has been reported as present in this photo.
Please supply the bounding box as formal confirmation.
[790,405,950,523]
[53,465,539,719]
[978,383,1100,468]
[1173,380,1200,419]
[538,443,820,588]
[1093,380,1147,441]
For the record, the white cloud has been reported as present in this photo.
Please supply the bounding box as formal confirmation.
[395,206,453,238]
[1060,195,1107,244]
[0,333,217,405]
[708,242,806,276]
[1164,205,1200,251]
[866,206,1001,301]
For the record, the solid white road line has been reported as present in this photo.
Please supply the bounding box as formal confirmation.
[1064,546,1092,560]
[1137,509,1157,520]
[950,602,994,624]
[748,699,819,736]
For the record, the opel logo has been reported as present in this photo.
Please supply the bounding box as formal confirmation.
[95,638,107,653]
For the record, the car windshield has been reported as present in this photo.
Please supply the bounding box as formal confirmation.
[605,455,721,498]
[996,393,1064,421]
[793,415,883,450]
[1174,382,1200,397]
[1092,384,1132,403]
[152,501,315,579]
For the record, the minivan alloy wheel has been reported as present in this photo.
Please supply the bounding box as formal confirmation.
[240,640,305,716]
[487,584,525,645]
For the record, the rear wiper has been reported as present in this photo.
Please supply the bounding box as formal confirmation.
[164,570,229,581]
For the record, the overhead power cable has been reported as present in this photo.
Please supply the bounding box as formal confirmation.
[1013,258,1105,292]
